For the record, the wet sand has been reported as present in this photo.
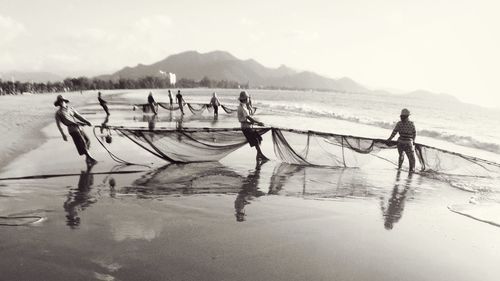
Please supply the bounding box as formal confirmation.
[1,90,499,281]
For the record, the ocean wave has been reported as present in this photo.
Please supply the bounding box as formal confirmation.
[261,103,500,154]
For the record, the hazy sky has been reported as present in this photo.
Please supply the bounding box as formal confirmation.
[1,0,499,107]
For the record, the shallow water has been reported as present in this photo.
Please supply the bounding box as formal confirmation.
[1,90,499,281]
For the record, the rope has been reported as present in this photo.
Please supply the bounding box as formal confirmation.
[92,126,151,167]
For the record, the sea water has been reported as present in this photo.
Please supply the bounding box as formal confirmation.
[118,88,500,227]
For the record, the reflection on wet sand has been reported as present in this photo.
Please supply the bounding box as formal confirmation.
[380,171,414,230]
[127,162,245,195]
[64,161,422,227]
[63,165,96,228]
[268,163,305,195]
[235,161,267,222]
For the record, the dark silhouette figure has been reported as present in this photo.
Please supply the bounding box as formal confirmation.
[148,92,158,115]
[234,161,266,222]
[380,171,414,230]
[176,90,185,115]
[98,92,110,115]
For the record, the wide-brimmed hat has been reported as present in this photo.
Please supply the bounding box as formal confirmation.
[400,108,410,116]
[54,95,69,106]
[239,91,249,102]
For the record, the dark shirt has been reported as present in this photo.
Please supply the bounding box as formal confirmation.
[98,96,107,106]
[176,93,183,104]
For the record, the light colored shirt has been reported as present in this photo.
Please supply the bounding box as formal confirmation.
[237,103,251,128]
[55,107,87,133]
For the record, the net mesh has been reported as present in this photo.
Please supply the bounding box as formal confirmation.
[271,128,500,177]
[101,126,500,178]
[134,102,253,115]
[114,127,270,163]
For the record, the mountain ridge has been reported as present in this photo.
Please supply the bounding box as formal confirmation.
[97,50,369,93]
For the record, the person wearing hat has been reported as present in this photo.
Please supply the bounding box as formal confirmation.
[176,90,186,115]
[210,92,221,117]
[98,92,110,115]
[237,91,268,162]
[387,108,416,172]
[54,95,97,166]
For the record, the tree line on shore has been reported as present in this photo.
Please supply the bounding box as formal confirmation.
[0,76,249,95]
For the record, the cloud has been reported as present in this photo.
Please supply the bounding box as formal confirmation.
[133,15,173,33]
[0,15,26,44]
[240,17,258,27]
[285,29,320,41]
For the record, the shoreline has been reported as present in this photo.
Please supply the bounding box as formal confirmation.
[0,92,95,172]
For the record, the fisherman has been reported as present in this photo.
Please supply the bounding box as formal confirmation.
[387,108,416,172]
[97,91,110,115]
[210,92,221,117]
[176,90,185,115]
[54,95,97,166]
[247,93,254,115]
[168,89,173,107]
[238,91,268,162]
[147,92,157,114]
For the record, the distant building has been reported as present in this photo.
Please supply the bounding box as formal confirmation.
[169,72,176,86]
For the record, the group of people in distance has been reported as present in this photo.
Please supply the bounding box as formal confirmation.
[147,89,186,115]
[53,90,417,172]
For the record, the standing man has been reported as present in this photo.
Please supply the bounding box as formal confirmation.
[54,95,97,166]
[97,92,110,115]
[176,90,185,115]
[210,92,221,117]
[147,92,157,114]
[387,108,416,172]
[168,89,173,107]
[238,91,268,162]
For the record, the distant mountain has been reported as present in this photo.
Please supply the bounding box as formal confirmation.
[97,50,368,93]
[403,89,461,103]
[0,71,63,83]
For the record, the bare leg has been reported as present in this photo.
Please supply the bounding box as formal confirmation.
[255,145,268,161]
[405,149,416,172]
[85,151,97,166]
[397,144,404,169]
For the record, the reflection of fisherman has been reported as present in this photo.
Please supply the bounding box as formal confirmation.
[247,94,254,115]
[147,114,157,130]
[380,171,413,230]
[210,92,221,117]
[63,165,95,228]
[148,92,158,114]
[238,91,268,162]
[98,92,110,115]
[176,90,186,115]
[234,161,266,222]
[100,114,112,144]
[54,95,97,166]
[387,108,416,172]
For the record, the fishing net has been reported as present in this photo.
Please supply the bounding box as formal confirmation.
[110,126,270,163]
[135,102,254,115]
[98,126,500,178]
[157,102,181,111]
[128,162,245,195]
[186,103,210,115]
[270,128,500,177]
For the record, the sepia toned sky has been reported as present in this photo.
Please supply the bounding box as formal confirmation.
[1,0,499,107]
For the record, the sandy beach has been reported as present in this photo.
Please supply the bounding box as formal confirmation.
[0,90,499,281]
[0,92,95,171]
